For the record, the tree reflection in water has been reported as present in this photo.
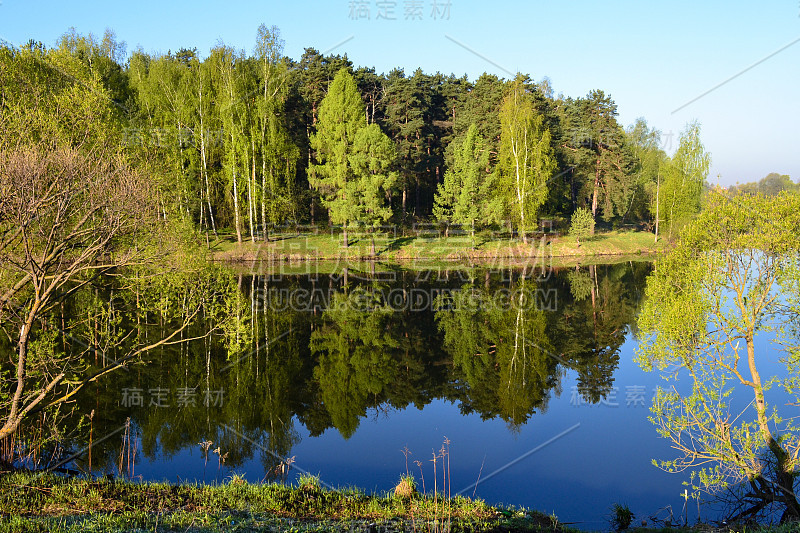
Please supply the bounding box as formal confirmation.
[2,262,650,481]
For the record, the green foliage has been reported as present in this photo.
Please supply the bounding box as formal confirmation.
[309,68,366,218]
[433,123,497,228]
[585,91,630,222]
[1,28,679,239]
[636,190,800,519]
[348,123,398,226]
[451,73,504,154]
[124,27,301,242]
[569,207,595,244]
[656,121,711,239]
[609,503,634,531]
[556,90,632,225]
[253,24,302,229]
[729,172,798,197]
[625,118,666,224]
[310,69,395,235]
[382,68,428,219]
[496,78,556,238]
[0,42,122,155]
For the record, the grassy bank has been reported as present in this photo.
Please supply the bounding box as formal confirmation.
[3,473,800,533]
[0,472,567,532]
[210,229,668,268]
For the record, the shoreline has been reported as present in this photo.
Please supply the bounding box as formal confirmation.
[209,230,669,270]
[1,471,789,533]
[0,471,569,532]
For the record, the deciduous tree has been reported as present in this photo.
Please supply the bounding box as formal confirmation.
[636,191,800,521]
[496,78,555,243]
[657,121,710,239]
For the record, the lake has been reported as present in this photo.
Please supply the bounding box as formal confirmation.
[13,260,704,529]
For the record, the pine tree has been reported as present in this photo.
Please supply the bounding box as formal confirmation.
[433,124,496,236]
[309,68,395,247]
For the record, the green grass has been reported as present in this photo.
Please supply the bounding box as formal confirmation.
[209,228,668,270]
[3,473,799,532]
[0,472,572,532]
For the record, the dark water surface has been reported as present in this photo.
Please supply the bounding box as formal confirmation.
[51,261,703,528]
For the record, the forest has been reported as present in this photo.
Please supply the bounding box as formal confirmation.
[7,21,800,529]
[1,26,712,244]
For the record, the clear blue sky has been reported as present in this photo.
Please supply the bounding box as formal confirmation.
[2,0,798,186]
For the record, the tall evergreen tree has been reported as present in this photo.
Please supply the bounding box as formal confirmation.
[298,49,353,224]
[349,123,398,254]
[309,68,395,247]
[383,69,426,220]
[433,124,497,234]
[558,91,631,228]
[585,90,628,224]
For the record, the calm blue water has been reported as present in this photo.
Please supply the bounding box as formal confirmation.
[124,262,699,530]
[34,261,792,529]
[130,353,693,529]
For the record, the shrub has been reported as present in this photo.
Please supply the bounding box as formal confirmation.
[610,502,634,531]
[394,475,417,499]
[569,207,595,245]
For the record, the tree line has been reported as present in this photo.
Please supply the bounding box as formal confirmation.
[2,26,712,243]
[727,172,798,197]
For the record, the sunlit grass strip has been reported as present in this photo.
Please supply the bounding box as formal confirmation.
[212,229,668,264]
[0,472,564,532]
